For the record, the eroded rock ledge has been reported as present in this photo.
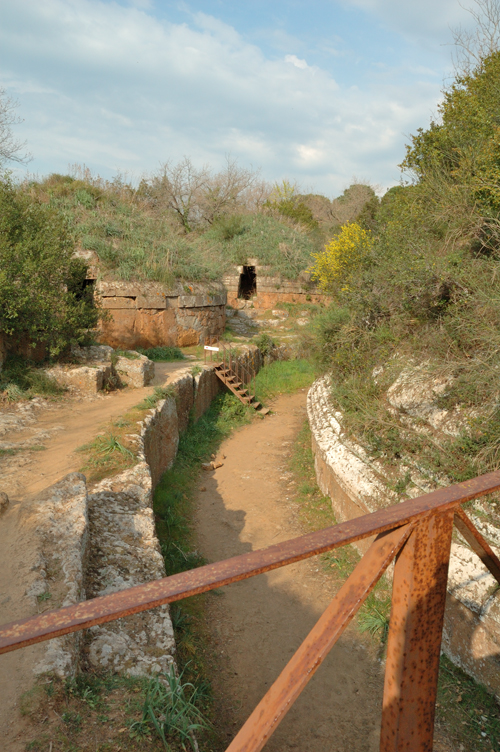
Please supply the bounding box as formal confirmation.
[23,347,264,680]
[307,374,500,699]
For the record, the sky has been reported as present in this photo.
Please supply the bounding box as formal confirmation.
[0,0,477,197]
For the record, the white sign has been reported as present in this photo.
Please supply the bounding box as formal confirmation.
[204,345,220,352]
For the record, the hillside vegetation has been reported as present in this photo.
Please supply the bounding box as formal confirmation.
[0,146,380,360]
[21,165,381,287]
[308,48,500,487]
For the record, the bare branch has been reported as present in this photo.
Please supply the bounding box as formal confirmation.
[0,88,31,165]
[452,0,500,75]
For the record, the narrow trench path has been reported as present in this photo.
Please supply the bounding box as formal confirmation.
[0,360,190,750]
[194,391,384,752]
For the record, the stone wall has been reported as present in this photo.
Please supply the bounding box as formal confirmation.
[96,281,226,349]
[84,346,263,676]
[223,265,328,310]
[13,347,266,681]
[307,375,500,699]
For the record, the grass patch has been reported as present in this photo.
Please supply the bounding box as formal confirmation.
[436,656,500,751]
[130,664,209,749]
[253,358,316,402]
[138,346,185,362]
[0,355,65,401]
[78,432,136,481]
[20,672,195,751]
[152,393,255,749]
[137,385,177,410]
[154,393,253,577]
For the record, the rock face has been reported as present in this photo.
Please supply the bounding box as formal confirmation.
[96,281,227,349]
[44,363,116,393]
[307,375,500,700]
[85,464,175,676]
[18,473,88,678]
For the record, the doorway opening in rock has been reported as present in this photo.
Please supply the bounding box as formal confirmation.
[238,266,257,300]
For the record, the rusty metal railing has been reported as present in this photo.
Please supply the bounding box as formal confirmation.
[2,471,500,750]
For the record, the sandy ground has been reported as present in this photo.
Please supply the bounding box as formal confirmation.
[0,370,454,751]
[195,391,385,752]
[0,360,188,751]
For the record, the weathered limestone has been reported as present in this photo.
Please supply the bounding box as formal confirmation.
[114,353,155,388]
[85,464,175,676]
[44,346,154,393]
[0,491,9,514]
[84,346,263,676]
[18,473,88,678]
[44,363,116,393]
[307,375,500,699]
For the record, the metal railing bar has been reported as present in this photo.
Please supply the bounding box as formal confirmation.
[1,471,500,655]
[380,510,455,751]
[225,525,413,752]
[454,507,500,583]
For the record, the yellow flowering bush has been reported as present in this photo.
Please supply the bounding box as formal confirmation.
[310,222,373,292]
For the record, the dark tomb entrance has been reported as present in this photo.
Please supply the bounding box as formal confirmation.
[238,265,257,300]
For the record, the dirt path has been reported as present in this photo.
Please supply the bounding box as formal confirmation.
[0,360,190,750]
[195,392,384,752]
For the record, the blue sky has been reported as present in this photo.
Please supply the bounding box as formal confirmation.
[0,0,474,196]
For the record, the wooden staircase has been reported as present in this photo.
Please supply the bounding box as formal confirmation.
[214,363,270,415]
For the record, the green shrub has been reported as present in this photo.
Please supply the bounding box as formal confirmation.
[254,332,276,356]
[137,346,184,361]
[0,177,100,355]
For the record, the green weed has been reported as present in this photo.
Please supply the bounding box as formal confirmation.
[253,358,316,402]
[130,665,209,750]
[0,355,65,401]
[138,385,177,410]
[436,656,500,751]
[78,432,136,481]
[138,346,185,362]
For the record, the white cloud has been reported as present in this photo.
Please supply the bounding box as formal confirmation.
[0,0,446,195]
[284,54,309,69]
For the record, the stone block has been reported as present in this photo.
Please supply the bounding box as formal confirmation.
[44,364,116,393]
[101,296,136,309]
[136,294,167,309]
[114,353,155,388]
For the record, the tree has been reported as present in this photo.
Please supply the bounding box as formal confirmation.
[330,183,380,230]
[452,0,500,75]
[401,48,500,251]
[0,88,30,165]
[147,157,268,231]
[151,157,210,232]
[0,177,100,355]
[266,179,318,230]
[199,157,264,224]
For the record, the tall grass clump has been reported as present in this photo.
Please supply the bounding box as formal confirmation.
[0,355,65,401]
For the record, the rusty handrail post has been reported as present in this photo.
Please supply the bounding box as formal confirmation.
[380,510,455,752]
[226,525,412,752]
